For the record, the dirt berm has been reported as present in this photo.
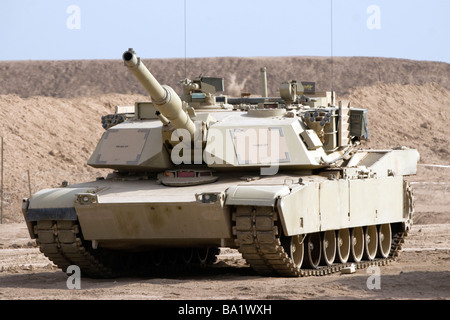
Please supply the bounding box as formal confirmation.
[0,56,448,300]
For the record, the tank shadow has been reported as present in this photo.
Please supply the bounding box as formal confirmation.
[327,270,450,300]
[0,263,258,291]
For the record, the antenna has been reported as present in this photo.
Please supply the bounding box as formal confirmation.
[330,0,335,105]
[184,0,187,79]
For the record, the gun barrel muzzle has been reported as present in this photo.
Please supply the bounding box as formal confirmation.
[123,48,195,136]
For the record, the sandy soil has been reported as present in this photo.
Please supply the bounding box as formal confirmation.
[1,57,449,98]
[0,83,449,224]
[0,57,449,301]
[0,165,449,300]
[0,221,449,300]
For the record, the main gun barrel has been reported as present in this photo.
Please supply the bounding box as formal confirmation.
[123,48,195,136]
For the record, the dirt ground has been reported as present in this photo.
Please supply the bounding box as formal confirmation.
[0,57,449,302]
[0,223,448,301]
[0,167,449,301]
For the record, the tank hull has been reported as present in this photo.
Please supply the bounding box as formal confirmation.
[23,157,415,277]
[24,171,411,241]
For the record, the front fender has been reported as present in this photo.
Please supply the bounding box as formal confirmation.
[225,185,291,207]
[24,187,98,222]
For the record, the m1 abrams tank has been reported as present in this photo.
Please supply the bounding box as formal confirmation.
[22,49,419,277]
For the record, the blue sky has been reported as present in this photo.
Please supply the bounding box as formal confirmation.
[0,0,449,62]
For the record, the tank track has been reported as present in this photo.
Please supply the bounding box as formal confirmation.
[232,180,415,277]
[34,220,219,278]
[232,206,409,277]
[34,220,114,278]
